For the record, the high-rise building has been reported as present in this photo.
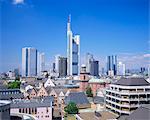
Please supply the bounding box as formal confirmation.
[107,55,117,76]
[37,52,45,76]
[14,68,19,77]
[55,55,61,74]
[67,15,80,76]
[58,57,67,77]
[90,60,99,76]
[22,47,37,77]
[86,53,94,73]
[117,62,126,76]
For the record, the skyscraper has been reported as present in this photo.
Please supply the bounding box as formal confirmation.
[37,52,45,76]
[117,62,126,76]
[90,60,99,76]
[86,53,94,73]
[22,47,37,77]
[67,15,80,76]
[58,57,67,77]
[55,54,61,74]
[107,55,117,76]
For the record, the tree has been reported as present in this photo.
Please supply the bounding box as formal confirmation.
[64,102,78,114]
[86,86,93,97]
[7,80,21,89]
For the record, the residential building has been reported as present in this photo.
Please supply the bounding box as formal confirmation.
[22,47,37,77]
[106,77,150,115]
[11,97,53,120]
[0,100,11,120]
[67,15,80,76]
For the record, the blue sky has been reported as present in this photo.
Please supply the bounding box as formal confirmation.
[0,0,149,72]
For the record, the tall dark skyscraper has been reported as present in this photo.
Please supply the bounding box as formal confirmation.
[58,57,67,77]
[107,55,117,76]
[90,60,99,76]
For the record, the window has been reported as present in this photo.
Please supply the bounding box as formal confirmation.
[29,108,31,114]
[46,107,49,113]
[35,108,37,114]
[19,109,21,113]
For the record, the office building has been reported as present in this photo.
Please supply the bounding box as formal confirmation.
[106,78,150,115]
[117,62,126,76]
[55,55,61,74]
[90,60,99,76]
[86,53,94,73]
[67,15,80,76]
[107,55,117,76]
[22,47,37,77]
[58,57,67,77]
[37,52,45,76]
[14,68,19,77]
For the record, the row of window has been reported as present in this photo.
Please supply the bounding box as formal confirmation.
[0,91,20,95]
[19,108,37,114]
[0,108,10,113]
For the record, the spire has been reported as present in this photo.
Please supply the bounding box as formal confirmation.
[67,14,71,31]
[68,14,71,23]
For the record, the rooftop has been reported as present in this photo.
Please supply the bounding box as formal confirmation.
[89,78,111,83]
[77,111,117,120]
[0,100,11,107]
[64,92,90,105]
[113,77,150,86]
[11,96,53,108]
[118,104,150,120]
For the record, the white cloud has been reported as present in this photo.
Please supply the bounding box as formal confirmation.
[118,53,149,69]
[143,54,150,58]
[12,0,24,5]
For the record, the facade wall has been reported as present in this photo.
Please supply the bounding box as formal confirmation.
[106,84,150,115]
[0,102,11,120]
[11,107,52,120]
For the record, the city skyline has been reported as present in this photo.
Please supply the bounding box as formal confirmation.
[1,0,149,72]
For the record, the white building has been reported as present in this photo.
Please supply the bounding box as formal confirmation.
[67,15,80,76]
[55,55,61,74]
[86,53,94,73]
[22,47,37,77]
[37,52,45,76]
[117,62,126,76]
[106,78,150,115]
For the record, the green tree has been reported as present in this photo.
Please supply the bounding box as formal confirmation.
[7,80,21,89]
[86,86,93,97]
[64,102,79,114]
